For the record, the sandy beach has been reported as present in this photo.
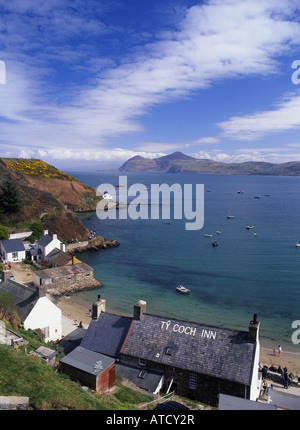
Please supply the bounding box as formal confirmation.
[10,262,300,377]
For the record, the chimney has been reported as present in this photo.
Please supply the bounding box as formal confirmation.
[44,229,48,236]
[92,295,106,319]
[36,285,47,298]
[1,270,10,282]
[53,234,57,240]
[133,300,147,320]
[60,243,66,252]
[248,313,260,342]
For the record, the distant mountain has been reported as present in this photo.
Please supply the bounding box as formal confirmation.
[119,152,300,176]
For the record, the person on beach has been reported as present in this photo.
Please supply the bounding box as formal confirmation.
[284,370,289,389]
[278,345,282,356]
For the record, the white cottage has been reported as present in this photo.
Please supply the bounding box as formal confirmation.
[0,239,26,262]
[33,230,62,263]
[0,279,62,342]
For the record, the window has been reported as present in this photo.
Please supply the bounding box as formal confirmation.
[12,252,18,259]
[138,370,147,379]
[189,372,197,390]
[165,346,173,356]
[139,358,146,366]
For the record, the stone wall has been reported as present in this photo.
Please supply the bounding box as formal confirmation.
[0,396,29,410]
[44,272,102,297]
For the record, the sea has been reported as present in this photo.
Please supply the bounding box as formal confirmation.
[65,171,300,352]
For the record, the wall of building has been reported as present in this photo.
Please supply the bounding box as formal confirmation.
[33,270,100,296]
[59,362,115,393]
[24,297,62,342]
[96,363,115,392]
[120,353,246,407]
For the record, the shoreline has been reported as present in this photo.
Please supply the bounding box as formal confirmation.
[54,295,300,376]
[10,262,300,376]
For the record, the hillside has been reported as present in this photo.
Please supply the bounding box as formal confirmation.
[0,158,101,241]
[119,152,300,176]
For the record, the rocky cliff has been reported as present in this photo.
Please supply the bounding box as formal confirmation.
[0,158,101,241]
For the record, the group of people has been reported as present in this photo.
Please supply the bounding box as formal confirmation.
[0,258,11,271]
[88,230,97,240]
[262,364,297,390]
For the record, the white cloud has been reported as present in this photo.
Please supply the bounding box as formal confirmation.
[218,90,300,140]
[1,0,300,160]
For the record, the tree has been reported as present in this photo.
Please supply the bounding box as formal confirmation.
[0,178,23,214]
[0,225,9,239]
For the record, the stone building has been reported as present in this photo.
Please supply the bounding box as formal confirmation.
[79,297,261,406]
[32,262,101,296]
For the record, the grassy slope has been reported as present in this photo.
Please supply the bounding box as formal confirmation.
[0,344,153,410]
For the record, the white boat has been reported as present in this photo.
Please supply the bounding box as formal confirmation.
[176,285,191,294]
[296,244,300,248]
[246,225,254,229]
[204,234,213,237]
[227,215,234,219]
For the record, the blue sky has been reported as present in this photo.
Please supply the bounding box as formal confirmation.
[1,0,300,170]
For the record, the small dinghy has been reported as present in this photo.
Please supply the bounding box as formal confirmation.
[176,285,191,294]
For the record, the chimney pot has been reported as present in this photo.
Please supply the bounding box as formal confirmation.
[92,296,106,319]
[248,314,259,342]
[133,300,147,320]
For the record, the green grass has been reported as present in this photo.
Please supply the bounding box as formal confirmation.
[0,343,154,410]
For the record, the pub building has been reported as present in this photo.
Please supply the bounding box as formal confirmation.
[80,297,261,406]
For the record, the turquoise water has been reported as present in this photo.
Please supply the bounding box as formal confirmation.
[67,171,300,352]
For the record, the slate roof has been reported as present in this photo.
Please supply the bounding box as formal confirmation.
[116,363,163,393]
[1,239,25,253]
[36,234,53,247]
[121,314,256,386]
[0,280,38,322]
[80,312,133,358]
[60,346,115,376]
[34,262,93,280]
[47,248,72,266]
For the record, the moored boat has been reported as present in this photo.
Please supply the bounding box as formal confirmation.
[176,285,191,294]
[212,240,219,246]
[204,234,213,237]
[246,225,254,229]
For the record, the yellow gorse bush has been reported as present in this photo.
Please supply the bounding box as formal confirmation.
[2,158,77,181]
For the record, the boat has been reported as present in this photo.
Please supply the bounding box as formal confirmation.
[296,244,300,248]
[212,240,219,246]
[246,225,254,229]
[254,196,261,199]
[227,215,234,219]
[216,231,221,234]
[165,221,172,225]
[204,234,213,237]
[176,285,191,294]
[237,190,245,194]
[116,184,124,187]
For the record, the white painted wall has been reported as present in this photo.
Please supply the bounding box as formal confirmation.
[44,235,62,257]
[0,246,26,262]
[24,296,62,342]
[249,333,261,401]
[9,231,32,240]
